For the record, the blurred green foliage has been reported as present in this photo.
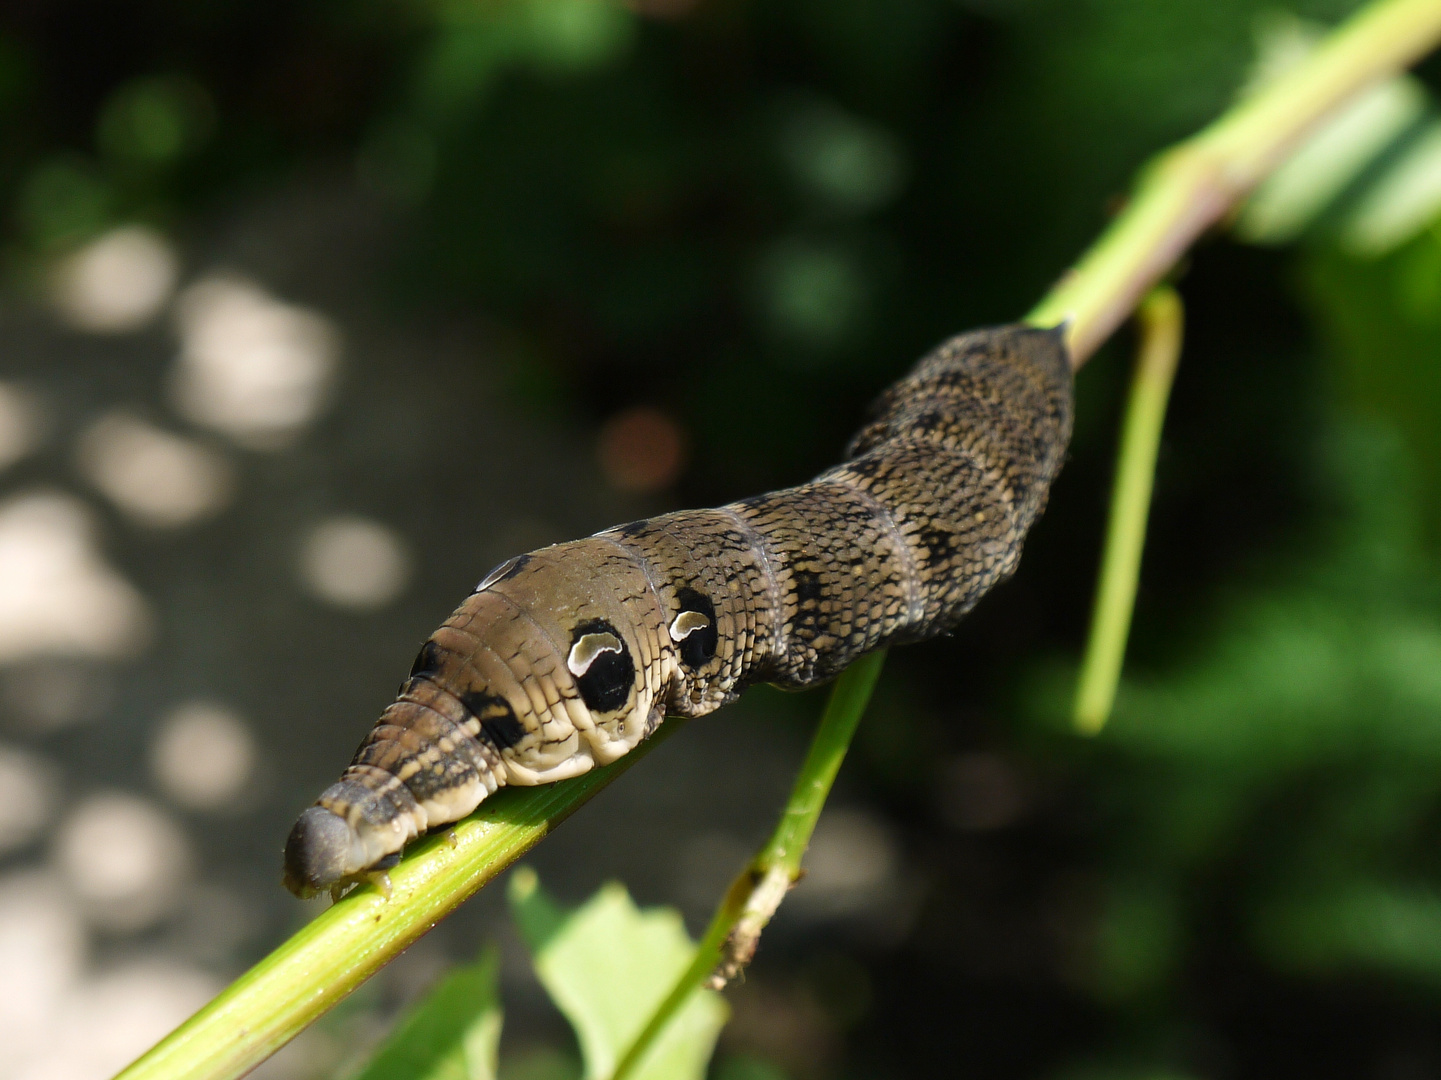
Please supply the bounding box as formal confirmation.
[351,949,503,1080]
[6,0,1441,1077]
[1054,421,1441,992]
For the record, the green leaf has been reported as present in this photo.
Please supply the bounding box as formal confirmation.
[1339,120,1441,254]
[1237,74,1425,245]
[507,868,729,1080]
[350,949,502,1080]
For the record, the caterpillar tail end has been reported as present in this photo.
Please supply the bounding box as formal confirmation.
[283,806,362,898]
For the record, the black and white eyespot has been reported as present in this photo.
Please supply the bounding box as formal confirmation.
[476,554,531,592]
[672,588,718,669]
[566,620,633,713]
[669,611,709,641]
[567,631,623,677]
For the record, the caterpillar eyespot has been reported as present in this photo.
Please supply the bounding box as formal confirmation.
[282,324,1073,897]
[567,631,624,678]
[669,611,710,642]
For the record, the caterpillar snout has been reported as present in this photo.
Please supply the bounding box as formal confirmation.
[282,806,369,898]
[282,668,524,897]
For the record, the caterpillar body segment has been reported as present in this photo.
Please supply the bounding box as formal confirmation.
[282,324,1073,897]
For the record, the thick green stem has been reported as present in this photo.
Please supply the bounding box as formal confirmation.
[115,3,1441,1078]
[1074,287,1184,734]
[608,650,887,1080]
[113,724,680,1080]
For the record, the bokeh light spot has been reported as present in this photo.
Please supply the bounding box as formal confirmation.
[0,493,151,663]
[1342,121,1441,256]
[171,274,340,450]
[776,96,907,215]
[0,744,60,855]
[95,76,214,169]
[299,516,412,610]
[151,700,257,812]
[935,752,1029,832]
[0,381,45,472]
[523,0,636,73]
[53,792,193,933]
[22,962,218,1080]
[76,411,233,529]
[0,871,86,1067]
[794,808,898,917]
[16,157,113,251]
[597,405,687,493]
[49,226,178,334]
[756,239,868,353]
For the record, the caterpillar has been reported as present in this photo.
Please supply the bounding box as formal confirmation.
[282,323,1073,897]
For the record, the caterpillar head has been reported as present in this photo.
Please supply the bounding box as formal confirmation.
[283,539,678,896]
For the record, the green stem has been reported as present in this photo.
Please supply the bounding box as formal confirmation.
[1073,287,1184,735]
[608,650,887,1080]
[113,722,681,1080]
[1027,0,1441,365]
[115,2,1441,1078]
[756,649,887,873]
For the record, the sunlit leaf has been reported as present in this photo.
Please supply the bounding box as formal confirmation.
[508,867,729,1080]
[1237,77,1425,244]
[1340,121,1441,255]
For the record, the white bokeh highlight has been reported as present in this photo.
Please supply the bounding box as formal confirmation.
[299,515,411,610]
[49,226,180,334]
[171,274,340,449]
[151,700,257,812]
[11,963,217,1080]
[0,870,219,1080]
[53,793,193,933]
[0,744,60,856]
[0,493,151,663]
[0,382,45,473]
[75,411,234,529]
[0,872,87,1074]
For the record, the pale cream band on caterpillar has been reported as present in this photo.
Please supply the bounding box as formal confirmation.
[282,324,1073,897]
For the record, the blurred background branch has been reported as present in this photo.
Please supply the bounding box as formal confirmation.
[1028,0,1441,361]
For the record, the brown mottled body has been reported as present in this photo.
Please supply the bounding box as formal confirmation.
[283,324,1073,895]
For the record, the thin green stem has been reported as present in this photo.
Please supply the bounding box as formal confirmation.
[1027,0,1441,366]
[1074,287,1184,735]
[760,648,888,873]
[608,650,887,1080]
[113,722,681,1080]
[114,3,1441,1078]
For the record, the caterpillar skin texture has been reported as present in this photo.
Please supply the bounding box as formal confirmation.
[283,324,1073,897]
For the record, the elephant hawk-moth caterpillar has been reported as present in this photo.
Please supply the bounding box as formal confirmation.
[283,323,1073,896]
